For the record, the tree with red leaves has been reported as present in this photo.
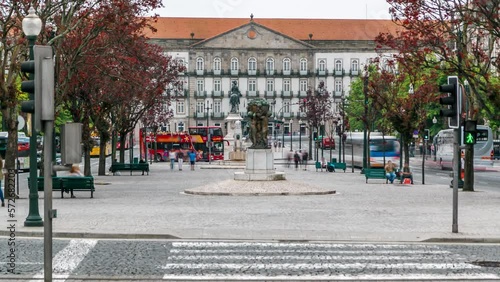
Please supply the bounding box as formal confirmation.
[377,0,500,190]
[304,81,333,162]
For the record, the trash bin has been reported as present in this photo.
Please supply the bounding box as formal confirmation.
[133,157,139,164]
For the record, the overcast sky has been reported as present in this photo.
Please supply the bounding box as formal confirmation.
[154,0,392,19]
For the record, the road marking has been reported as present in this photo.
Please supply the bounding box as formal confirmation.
[167,254,455,260]
[162,273,500,280]
[171,242,442,249]
[169,249,450,254]
[29,239,97,282]
[162,262,481,270]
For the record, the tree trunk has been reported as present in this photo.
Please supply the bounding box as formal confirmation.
[463,144,474,191]
[3,107,18,200]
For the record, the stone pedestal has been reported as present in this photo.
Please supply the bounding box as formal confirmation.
[224,113,242,141]
[225,113,244,161]
[234,149,285,181]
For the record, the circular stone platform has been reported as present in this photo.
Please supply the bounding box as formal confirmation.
[184,179,336,196]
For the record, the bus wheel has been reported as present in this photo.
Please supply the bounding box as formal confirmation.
[155,154,162,162]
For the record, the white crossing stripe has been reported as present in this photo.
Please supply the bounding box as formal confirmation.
[162,262,481,270]
[162,273,500,280]
[30,239,97,282]
[169,249,450,254]
[167,254,455,260]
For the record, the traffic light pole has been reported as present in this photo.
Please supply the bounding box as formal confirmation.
[452,128,460,233]
[24,36,43,227]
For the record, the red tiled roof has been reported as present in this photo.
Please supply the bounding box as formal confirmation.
[144,17,400,41]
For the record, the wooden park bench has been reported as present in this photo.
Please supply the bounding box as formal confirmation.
[109,162,149,176]
[364,168,388,183]
[326,159,347,172]
[28,176,95,198]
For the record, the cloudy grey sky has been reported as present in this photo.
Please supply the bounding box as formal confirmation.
[155,0,392,19]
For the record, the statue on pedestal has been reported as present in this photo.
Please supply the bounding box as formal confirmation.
[229,81,242,113]
[247,98,271,149]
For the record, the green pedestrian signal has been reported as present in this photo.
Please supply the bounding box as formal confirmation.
[463,120,477,145]
[464,132,475,144]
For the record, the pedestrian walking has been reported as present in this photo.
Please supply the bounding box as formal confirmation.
[177,150,184,171]
[293,151,300,170]
[169,149,176,170]
[287,150,293,168]
[302,150,308,171]
[188,149,197,171]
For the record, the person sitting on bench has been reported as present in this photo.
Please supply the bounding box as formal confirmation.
[385,160,397,184]
[400,163,413,184]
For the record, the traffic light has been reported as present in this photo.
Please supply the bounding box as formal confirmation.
[463,120,477,145]
[423,129,430,141]
[19,46,54,132]
[439,76,461,128]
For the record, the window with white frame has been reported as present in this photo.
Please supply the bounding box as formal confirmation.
[300,58,307,71]
[318,59,326,71]
[213,57,221,71]
[283,100,290,113]
[178,122,184,132]
[214,100,221,113]
[283,79,290,91]
[335,59,342,71]
[197,80,204,92]
[248,57,257,71]
[196,101,205,113]
[196,57,204,71]
[266,79,274,92]
[283,58,291,71]
[300,80,307,92]
[214,79,221,92]
[266,58,274,72]
[248,79,256,91]
[351,59,359,71]
[335,80,343,93]
[176,101,185,114]
[231,58,239,70]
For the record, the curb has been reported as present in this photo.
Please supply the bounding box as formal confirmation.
[183,190,336,196]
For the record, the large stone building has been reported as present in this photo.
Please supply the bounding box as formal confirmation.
[145,16,399,136]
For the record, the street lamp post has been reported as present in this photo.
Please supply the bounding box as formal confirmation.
[298,119,302,150]
[23,7,43,227]
[432,116,437,161]
[282,117,285,154]
[205,101,212,164]
[362,71,368,173]
[289,119,293,151]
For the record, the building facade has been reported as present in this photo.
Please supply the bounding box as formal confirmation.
[146,17,399,136]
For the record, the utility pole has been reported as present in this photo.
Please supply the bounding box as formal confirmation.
[205,101,212,164]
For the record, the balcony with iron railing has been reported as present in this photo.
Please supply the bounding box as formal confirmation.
[299,69,308,76]
[194,112,206,119]
[194,91,207,98]
[229,69,239,76]
[211,112,225,120]
[281,91,293,98]
[212,91,224,98]
[246,90,259,98]
[333,69,344,76]
[350,70,359,76]
[264,91,276,98]
[266,69,275,76]
[317,68,328,76]
[298,91,308,98]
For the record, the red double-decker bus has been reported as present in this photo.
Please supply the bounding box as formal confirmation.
[188,126,226,161]
[139,129,195,162]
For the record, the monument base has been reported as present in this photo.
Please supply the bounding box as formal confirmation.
[234,148,285,181]
[229,151,246,161]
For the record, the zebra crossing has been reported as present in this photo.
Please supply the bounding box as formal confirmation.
[1,238,499,280]
[162,241,500,280]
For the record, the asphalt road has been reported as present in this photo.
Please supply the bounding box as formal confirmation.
[1,237,499,281]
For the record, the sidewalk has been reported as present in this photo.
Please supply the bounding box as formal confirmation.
[1,156,500,243]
